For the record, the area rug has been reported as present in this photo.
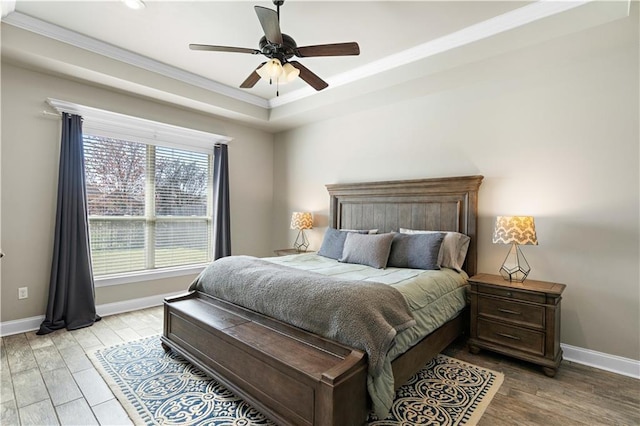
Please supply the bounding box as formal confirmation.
[89,336,503,425]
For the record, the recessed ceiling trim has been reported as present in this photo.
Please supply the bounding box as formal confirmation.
[269,0,592,108]
[3,0,623,114]
[3,11,269,109]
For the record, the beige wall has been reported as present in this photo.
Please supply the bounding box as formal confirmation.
[0,63,274,321]
[1,4,637,364]
[273,13,639,360]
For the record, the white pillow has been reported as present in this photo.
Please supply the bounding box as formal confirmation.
[340,228,378,234]
[399,228,470,272]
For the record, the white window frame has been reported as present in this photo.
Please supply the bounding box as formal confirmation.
[47,98,232,287]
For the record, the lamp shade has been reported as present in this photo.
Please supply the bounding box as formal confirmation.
[256,58,283,80]
[282,62,300,82]
[492,216,538,245]
[290,212,313,230]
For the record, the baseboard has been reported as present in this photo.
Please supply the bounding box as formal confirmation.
[0,291,184,337]
[561,343,640,379]
[95,291,184,317]
[0,315,45,337]
[2,304,638,380]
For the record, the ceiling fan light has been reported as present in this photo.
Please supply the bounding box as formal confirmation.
[265,58,283,78]
[282,63,300,82]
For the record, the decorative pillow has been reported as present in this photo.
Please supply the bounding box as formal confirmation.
[340,232,395,269]
[317,228,369,260]
[340,229,378,234]
[399,228,471,272]
[387,232,445,270]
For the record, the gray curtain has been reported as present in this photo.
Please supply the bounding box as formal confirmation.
[212,143,231,260]
[38,113,100,335]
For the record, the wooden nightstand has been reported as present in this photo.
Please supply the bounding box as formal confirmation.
[468,273,566,377]
[273,248,314,256]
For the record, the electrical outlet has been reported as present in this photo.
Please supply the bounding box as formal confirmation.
[18,287,28,300]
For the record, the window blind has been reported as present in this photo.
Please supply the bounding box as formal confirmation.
[84,135,212,276]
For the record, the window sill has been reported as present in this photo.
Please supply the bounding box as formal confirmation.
[95,264,208,287]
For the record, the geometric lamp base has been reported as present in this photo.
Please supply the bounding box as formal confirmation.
[499,243,531,282]
[293,230,310,252]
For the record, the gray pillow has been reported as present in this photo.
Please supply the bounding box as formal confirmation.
[317,228,368,260]
[388,232,445,270]
[399,228,471,272]
[340,232,395,269]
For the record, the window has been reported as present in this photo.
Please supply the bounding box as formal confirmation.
[84,135,213,277]
[46,98,231,284]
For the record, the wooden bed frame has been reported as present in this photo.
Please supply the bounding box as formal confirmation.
[162,175,483,426]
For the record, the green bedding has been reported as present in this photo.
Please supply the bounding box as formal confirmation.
[264,252,469,419]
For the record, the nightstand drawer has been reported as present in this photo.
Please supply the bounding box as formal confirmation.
[477,319,544,356]
[478,285,546,304]
[478,296,545,329]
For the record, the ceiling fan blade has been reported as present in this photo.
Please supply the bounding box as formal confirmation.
[289,61,328,91]
[296,42,360,57]
[240,62,266,89]
[255,6,283,45]
[189,44,260,54]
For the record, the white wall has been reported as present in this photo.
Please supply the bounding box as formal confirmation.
[0,63,274,321]
[273,13,639,360]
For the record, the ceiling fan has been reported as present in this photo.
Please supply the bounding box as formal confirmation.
[189,0,360,94]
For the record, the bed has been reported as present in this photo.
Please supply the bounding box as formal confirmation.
[161,175,483,425]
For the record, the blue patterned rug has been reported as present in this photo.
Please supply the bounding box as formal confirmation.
[89,336,502,425]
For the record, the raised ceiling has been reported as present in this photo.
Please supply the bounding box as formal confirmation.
[1,1,631,131]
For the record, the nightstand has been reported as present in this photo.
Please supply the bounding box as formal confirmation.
[273,248,313,256]
[468,273,566,377]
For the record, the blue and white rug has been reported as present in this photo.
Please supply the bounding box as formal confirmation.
[89,336,502,426]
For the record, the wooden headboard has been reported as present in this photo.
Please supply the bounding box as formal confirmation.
[326,175,483,276]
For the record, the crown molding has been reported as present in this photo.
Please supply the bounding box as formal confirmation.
[2,11,270,109]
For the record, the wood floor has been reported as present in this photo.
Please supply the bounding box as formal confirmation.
[443,340,640,426]
[1,306,638,425]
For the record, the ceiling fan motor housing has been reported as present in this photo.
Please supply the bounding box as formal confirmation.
[259,34,297,63]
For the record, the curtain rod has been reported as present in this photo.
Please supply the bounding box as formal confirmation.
[41,110,61,119]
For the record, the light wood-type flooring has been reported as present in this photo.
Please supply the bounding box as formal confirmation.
[1,306,638,425]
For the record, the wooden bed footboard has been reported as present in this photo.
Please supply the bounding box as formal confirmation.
[162,291,467,426]
[161,291,369,426]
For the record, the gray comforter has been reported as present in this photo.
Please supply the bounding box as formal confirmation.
[189,255,417,377]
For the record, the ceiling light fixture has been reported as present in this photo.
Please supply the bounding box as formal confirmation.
[255,58,300,96]
[122,0,146,10]
[281,62,300,82]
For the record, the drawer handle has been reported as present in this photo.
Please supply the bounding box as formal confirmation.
[505,291,513,297]
[498,308,522,315]
[496,332,521,341]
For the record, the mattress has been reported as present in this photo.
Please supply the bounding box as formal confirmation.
[264,252,469,417]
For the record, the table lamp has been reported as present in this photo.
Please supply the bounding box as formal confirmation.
[492,216,538,282]
[290,212,313,252]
